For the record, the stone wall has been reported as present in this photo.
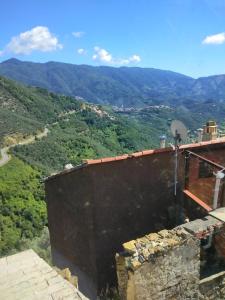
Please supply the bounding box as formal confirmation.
[116,228,200,300]
[199,271,225,300]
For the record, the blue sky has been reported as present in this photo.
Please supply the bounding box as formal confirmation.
[1,0,225,78]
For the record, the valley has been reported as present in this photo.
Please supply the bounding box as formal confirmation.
[1,63,225,264]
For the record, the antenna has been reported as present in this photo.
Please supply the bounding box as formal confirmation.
[170,120,188,196]
[171,120,188,145]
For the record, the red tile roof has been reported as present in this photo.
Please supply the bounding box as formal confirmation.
[83,138,225,166]
[45,138,225,181]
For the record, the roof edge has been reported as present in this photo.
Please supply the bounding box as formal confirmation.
[45,138,225,182]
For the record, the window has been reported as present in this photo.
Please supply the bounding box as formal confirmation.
[199,161,214,178]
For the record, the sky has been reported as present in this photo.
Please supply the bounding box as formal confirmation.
[1,0,225,78]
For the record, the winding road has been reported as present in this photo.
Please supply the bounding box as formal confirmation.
[0,147,11,167]
[0,127,49,167]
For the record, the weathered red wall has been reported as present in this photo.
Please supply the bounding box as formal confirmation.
[46,167,98,296]
[88,152,181,289]
[46,150,180,293]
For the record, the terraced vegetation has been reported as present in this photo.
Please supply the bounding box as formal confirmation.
[0,75,81,146]
[0,157,46,256]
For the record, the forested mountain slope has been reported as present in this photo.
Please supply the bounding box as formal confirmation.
[1,58,225,108]
[0,58,194,107]
[0,75,81,146]
[1,74,225,173]
[0,75,166,171]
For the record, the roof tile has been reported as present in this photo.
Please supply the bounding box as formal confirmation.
[141,150,154,155]
[130,151,143,158]
[85,138,225,165]
[46,137,225,181]
[84,159,102,165]
[101,157,117,163]
[115,154,129,160]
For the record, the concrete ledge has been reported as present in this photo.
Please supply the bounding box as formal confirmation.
[0,249,89,300]
[200,270,225,284]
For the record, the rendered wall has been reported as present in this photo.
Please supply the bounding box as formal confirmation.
[88,152,180,289]
[46,150,180,294]
[45,167,98,299]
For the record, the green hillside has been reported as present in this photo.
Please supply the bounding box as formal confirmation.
[0,76,166,256]
[0,157,46,255]
[12,107,157,174]
[1,74,225,174]
[0,75,82,146]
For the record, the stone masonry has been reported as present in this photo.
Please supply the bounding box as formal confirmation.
[116,228,200,300]
[0,249,88,300]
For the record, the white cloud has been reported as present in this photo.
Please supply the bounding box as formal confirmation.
[72,31,85,38]
[202,32,225,45]
[92,46,141,65]
[77,48,86,55]
[92,46,113,63]
[129,54,141,63]
[1,26,62,55]
[118,59,130,65]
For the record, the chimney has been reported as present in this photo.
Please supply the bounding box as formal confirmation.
[202,121,218,141]
[197,128,203,142]
[159,135,166,148]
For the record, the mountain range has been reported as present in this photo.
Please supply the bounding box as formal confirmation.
[1,58,225,107]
